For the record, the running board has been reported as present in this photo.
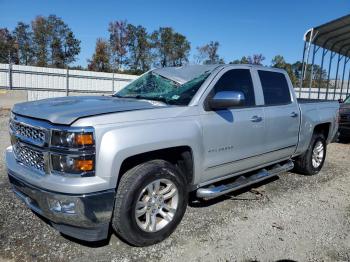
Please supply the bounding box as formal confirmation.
[196,160,294,199]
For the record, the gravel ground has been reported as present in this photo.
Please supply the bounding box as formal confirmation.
[1,109,350,262]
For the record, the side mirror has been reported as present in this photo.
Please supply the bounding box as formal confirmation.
[338,98,344,103]
[209,91,245,110]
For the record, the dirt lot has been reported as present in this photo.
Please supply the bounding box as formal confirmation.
[0,109,350,262]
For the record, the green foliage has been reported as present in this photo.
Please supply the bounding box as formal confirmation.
[30,15,80,67]
[89,23,191,74]
[0,28,18,63]
[0,15,80,68]
[271,55,298,86]
[151,27,191,67]
[127,24,153,72]
[0,14,339,87]
[229,54,264,65]
[87,38,111,72]
[13,22,34,65]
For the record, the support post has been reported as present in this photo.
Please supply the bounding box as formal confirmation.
[317,48,327,99]
[325,52,335,100]
[340,57,349,99]
[333,54,343,100]
[8,63,13,90]
[112,72,115,93]
[308,44,318,99]
[346,69,350,96]
[299,41,307,98]
[66,68,69,96]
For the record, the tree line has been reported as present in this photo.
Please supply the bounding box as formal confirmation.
[0,15,80,68]
[0,15,331,87]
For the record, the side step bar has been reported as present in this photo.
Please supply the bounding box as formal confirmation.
[196,160,294,199]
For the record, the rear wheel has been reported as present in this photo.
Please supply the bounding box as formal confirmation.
[112,160,188,246]
[293,133,327,175]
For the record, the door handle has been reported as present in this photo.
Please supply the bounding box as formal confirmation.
[290,112,299,118]
[250,115,263,122]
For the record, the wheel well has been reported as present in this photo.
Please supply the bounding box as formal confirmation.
[313,123,330,140]
[118,146,194,187]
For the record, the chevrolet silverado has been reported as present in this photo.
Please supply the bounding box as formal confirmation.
[6,64,339,246]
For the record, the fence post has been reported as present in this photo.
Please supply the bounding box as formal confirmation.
[112,72,115,93]
[8,63,13,90]
[66,68,69,96]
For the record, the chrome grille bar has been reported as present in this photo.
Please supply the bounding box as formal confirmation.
[13,143,45,172]
[9,118,47,146]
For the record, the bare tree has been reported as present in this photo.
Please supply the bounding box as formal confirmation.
[248,53,265,65]
[195,41,223,64]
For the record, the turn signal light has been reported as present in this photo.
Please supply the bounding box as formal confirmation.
[75,134,94,146]
[74,159,94,171]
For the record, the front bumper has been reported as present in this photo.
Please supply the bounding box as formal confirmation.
[8,171,115,242]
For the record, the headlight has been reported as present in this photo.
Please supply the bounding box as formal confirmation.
[51,154,95,176]
[51,130,94,148]
[50,127,95,176]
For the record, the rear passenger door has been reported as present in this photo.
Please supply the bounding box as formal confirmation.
[256,69,300,160]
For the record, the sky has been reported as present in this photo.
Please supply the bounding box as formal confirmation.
[0,0,349,67]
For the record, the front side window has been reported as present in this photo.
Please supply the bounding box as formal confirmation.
[211,69,255,107]
[258,70,291,106]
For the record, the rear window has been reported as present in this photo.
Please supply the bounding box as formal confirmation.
[258,70,291,105]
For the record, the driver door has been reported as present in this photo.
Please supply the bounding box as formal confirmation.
[199,66,266,183]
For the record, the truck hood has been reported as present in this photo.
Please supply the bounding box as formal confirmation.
[12,96,165,125]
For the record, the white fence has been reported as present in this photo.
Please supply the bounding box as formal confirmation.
[1,63,349,102]
[0,63,138,101]
[295,82,350,100]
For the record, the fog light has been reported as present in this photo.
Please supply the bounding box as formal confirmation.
[48,199,76,214]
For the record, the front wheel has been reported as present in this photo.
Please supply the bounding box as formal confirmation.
[293,133,327,175]
[112,160,188,246]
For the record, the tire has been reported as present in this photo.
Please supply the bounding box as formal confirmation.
[293,133,327,175]
[112,159,188,246]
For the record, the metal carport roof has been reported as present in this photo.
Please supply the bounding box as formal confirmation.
[304,14,350,57]
[299,14,350,100]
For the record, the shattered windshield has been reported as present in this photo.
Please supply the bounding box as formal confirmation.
[114,66,215,105]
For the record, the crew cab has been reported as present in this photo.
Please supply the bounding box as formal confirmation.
[5,64,339,246]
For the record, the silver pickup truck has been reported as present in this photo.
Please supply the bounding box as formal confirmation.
[5,64,339,246]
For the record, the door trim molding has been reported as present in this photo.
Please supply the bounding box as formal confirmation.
[206,144,296,170]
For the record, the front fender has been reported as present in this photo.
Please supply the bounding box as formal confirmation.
[96,118,204,189]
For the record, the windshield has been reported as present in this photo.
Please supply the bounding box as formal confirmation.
[114,69,212,105]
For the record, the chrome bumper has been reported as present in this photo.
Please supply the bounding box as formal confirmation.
[8,171,115,242]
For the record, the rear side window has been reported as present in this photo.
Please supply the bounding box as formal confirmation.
[213,69,255,107]
[258,70,291,105]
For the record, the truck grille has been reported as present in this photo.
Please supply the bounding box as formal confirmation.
[9,120,46,145]
[13,143,45,172]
